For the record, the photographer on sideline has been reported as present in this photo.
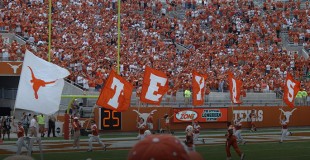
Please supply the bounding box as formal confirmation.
[21,112,30,137]
[70,99,80,117]
[2,116,12,140]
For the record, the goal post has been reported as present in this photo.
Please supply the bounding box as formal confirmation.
[61,95,99,114]
[61,95,99,140]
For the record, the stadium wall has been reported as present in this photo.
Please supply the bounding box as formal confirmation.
[83,106,310,132]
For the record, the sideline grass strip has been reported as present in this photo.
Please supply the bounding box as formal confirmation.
[1,141,310,160]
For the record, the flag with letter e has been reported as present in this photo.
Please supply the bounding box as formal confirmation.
[228,71,242,104]
[283,73,300,108]
[96,70,133,112]
[192,71,207,106]
[140,66,169,105]
[15,50,70,115]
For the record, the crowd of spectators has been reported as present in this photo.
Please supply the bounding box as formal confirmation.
[0,0,309,97]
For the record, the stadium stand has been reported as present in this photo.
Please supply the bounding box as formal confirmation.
[0,0,309,109]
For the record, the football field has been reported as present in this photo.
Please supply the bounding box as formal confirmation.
[21,141,310,160]
[1,128,310,160]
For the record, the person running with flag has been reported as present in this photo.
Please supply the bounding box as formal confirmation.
[226,124,245,160]
[250,109,257,132]
[72,117,81,149]
[137,118,147,140]
[87,120,107,152]
[280,116,292,143]
[234,117,246,144]
[193,121,205,144]
[16,122,29,155]
[185,125,195,151]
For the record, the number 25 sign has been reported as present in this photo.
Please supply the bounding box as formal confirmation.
[99,108,122,130]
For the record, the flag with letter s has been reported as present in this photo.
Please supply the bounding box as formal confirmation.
[283,73,300,108]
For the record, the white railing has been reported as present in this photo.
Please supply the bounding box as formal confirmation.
[301,48,309,59]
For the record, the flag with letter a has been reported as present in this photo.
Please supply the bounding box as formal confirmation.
[140,66,169,105]
[15,50,70,115]
[96,70,133,112]
[228,71,242,104]
[283,73,300,108]
[192,71,207,106]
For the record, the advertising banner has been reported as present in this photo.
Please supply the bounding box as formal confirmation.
[173,108,228,123]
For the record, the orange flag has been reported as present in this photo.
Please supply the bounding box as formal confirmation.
[140,66,169,105]
[96,70,133,112]
[192,71,208,106]
[283,73,300,108]
[228,72,242,104]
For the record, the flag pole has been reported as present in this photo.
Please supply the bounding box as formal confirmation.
[192,103,194,125]
[231,101,234,123]
[117,0,121,74]
[85,104,97,132]
[134,101,143,136]
[48,0,52,62]
[280,95,285,122]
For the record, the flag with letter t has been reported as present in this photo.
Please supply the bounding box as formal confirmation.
[96,70,133,112]
[15,50,70,115]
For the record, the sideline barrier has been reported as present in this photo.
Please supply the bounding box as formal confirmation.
[58,106,310,132]
[228,106,310,128]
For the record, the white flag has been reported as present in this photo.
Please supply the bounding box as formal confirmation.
[15,50,70,115]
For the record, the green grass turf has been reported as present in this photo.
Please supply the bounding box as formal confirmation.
[1,141,310,160]
[2,128,308,142]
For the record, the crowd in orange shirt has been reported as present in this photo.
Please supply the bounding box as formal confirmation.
[0,0,309,95]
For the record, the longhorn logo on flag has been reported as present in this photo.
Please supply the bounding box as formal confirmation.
[96,70,133,112]
[192,71,208,106]
[228,72,242,104]
[140,66,169,105]
[283,73,300,108]
[28,66,57,99]
[15,50,70,115]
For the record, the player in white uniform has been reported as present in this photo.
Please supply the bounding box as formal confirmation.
[146,113,154,132]
[280,116,292,143]
[163,114,173,134]
[250,109,257,132]
[234,117,245,144]
[137,118,146,140]
[185,125,195,151]
[193,121,205,143]
[144,130,152,138]
[87,120,106,152]
[16,122,29,155]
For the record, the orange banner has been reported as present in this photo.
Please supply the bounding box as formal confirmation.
[57,106,310,132]
[0,62,23,75]
[173,108,228,123]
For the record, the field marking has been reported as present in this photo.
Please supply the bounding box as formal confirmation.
[1,132,310,154]
[261,154,310,160]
